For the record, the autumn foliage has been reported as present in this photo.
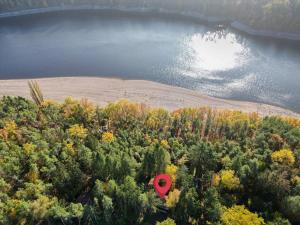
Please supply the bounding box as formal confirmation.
[0,97,300,225]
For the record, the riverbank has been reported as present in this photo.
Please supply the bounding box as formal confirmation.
[1,6,300,41]
[0,5,228,24]
[0,77,299,118]
[231,21,300,42]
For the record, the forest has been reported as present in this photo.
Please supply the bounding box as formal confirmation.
[0,83,300,225]
[0,0,300,32]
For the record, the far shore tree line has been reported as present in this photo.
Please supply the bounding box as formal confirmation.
[1,0,300,32]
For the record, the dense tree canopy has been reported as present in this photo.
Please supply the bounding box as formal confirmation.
[0,96,300,224]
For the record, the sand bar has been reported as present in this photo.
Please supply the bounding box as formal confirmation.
[0,77,299,118]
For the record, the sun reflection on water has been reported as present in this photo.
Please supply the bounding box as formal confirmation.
[178,31,249,76]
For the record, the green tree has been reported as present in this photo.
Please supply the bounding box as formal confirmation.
[174,188,200,225]
[281,196,300,223]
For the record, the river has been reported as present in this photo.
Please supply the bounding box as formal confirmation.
[1,10,300,112]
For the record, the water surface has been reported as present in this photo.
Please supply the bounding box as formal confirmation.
[1,10,300,112]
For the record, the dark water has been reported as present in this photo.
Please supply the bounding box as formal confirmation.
[1,10,300,112]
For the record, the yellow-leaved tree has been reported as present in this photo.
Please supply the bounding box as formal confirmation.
[27,164,39,183]
[221,205,265,225]
[211,173,221,187]
[101,132,115,143]
[80,98,96,119]
[160,139,170,149]
[62,96,79,118]
[220,170,240,190]
[68,124,87,139]
[165,164,178,184]
[271,149,295,165]
[156,218,176,225]
[0,120,18,140]
[165,189,181,208]
[23,143,36,156]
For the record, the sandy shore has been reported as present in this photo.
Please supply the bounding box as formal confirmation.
[0,77,299,117]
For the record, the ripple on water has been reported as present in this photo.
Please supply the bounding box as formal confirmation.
[1,11,300,112]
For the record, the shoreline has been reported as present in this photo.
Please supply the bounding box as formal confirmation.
[231,21,300,42]
[1,6,300,41]
[0,77,299,118]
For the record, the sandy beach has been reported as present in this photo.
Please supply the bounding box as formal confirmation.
[0,77,299,117]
